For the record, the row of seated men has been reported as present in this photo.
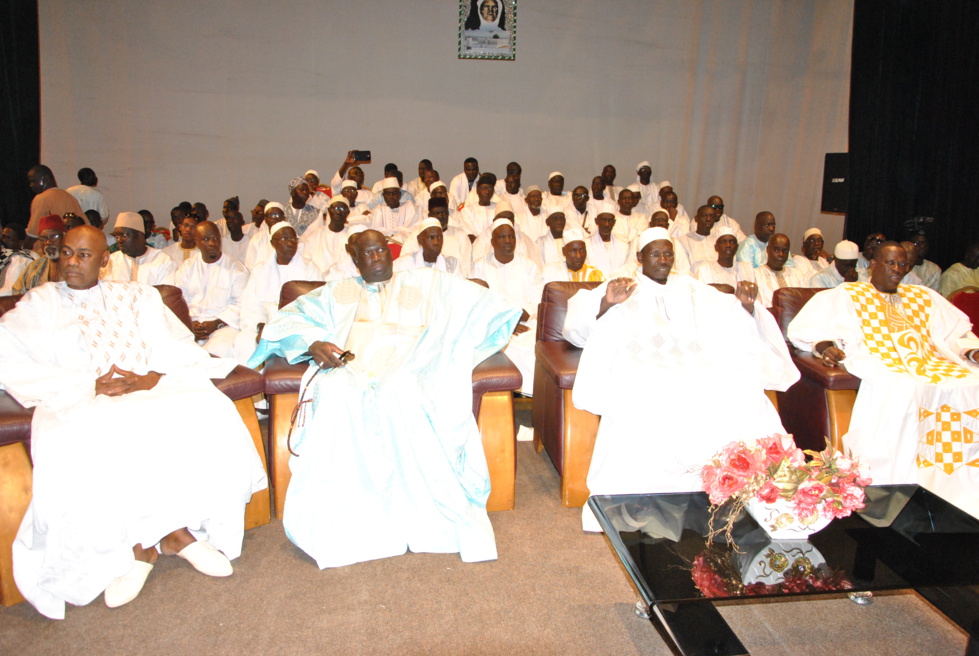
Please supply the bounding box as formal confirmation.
[4,208,978,621]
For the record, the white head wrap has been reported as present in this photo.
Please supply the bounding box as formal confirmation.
[637,227,672,251]
[637,161,651,171]
[627,183,641,193]
[114,212,144,232]
[417,218,443,233]
[596,200,616,216]
[305,169,319,179]
[834,240,859,260]
[430,181,447,191]
[526,185,542,194]
[491,218,515,234]
[347,224,368,239]
[659,180,672,188]
[329,196,349,207]
[804,228,823,240]
[716,227,737,239]
[341,180,358,190]
[548,171,563,181]
[494,200,514,217]
[382,177,400,190]
[269,222,293,238]
[563,228,586,245]
[264,202,286,214]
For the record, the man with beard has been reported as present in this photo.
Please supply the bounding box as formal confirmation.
[13,215,65,293]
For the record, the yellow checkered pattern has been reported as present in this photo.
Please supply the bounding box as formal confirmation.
[847,282,971,383]
[917,405,979,474]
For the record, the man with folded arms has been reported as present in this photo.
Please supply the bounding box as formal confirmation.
[175,221,249,359]
[789,241,979,517]
[250,229,521,568]
[102,212,176,285]
[0,225,267,618]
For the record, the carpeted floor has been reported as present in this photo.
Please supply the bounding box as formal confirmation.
[0,413,969,655]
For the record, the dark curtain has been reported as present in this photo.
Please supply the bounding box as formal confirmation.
[848,0,979,269]
[0,0,39,229]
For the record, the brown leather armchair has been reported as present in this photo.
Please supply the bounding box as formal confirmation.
[262,280,523,519]
[770,287,860,453]
[532,281,603,508]
[0,285,270,607]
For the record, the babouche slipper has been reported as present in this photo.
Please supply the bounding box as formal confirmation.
[176,541,233,577]
[104,560,154,608]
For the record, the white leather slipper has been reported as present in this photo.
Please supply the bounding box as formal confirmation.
[176,540,233,577]
[104,560,154,608]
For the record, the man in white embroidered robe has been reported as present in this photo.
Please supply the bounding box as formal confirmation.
[175,221,249,359]
[788,242,979,518]
[565,228,798,530]
[0,227,266,619]
[102,212,176,285]
[248,230,521,568]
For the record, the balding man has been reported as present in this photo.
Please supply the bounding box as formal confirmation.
[565,228,797,530]
[789,242,979,518]
[250,229,522,568]
[754,234,809,307]
[705,195,746,242]
[736,211,777,267]
[174,221,249,360]
[0,225,266,618]
[26,165,84,238]
[102,212,176,285]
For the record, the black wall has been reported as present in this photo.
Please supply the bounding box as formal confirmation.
[849,0,979,268]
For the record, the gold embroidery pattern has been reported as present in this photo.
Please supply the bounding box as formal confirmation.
[917,405,979,474]
[846,282,970,383]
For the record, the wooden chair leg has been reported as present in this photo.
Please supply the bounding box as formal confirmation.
[0,442,31,606]
[827,389,857,453]
[269,392,298,520]
[479,390,516,511]
[235,398,271,529]
[561,389,601,508]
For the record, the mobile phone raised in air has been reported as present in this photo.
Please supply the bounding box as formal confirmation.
[352,150,371,164]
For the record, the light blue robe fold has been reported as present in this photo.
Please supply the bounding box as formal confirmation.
[249,269,522,568]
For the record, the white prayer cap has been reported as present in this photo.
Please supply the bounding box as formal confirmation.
[804,228,823,240]
[305,169,319,178]
[329,196,349,207]
[548,171,564,180]
[637,161,651,171]
[627,183,641,193]
[834,240,860,260]
[341,180,358,190]
[563,228,586,245]
[716,227,737,239]
[269,222,293,238]
[596,200,616,215]
[494,200,514,217]
[114,212,144,232]
[491,218,514,234]
[659,180,672,188]
[526,185,542,194]
[430,181,447,191]
[382,177,400,190]
[637,227,672,251]
[348,224,368,236]
[417,217,443,233]
[264,202,286,214]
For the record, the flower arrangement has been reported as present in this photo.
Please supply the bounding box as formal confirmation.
[701,434,872,540]
[691,547,852,598]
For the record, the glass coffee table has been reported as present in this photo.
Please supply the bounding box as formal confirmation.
[588,485,979,656]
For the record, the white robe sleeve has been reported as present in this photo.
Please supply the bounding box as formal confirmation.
[561,281,611,347]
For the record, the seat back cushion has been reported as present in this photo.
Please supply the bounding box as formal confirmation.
[536,281,603,342]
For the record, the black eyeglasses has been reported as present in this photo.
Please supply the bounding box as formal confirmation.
[710,204,724,211]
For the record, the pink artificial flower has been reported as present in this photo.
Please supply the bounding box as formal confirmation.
[797,479,828,504]
[756,480,780,504]
[712,471,746,504]
[835,455,853,473]
[787,448,806,467]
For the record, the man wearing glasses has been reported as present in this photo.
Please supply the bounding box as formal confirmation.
[705,195,747,242]
[13,214,65,294]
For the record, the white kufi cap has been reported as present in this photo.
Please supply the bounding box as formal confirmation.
[637,227,672,251]
[834,240,860,260]
[114,212,144,232]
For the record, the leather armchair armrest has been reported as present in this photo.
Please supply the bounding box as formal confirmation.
[535,342,583,390]
[792,351,861,391]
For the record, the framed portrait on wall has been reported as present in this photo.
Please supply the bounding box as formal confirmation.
[458,0,516,60]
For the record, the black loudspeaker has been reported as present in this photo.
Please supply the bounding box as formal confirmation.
[821,153,848,214]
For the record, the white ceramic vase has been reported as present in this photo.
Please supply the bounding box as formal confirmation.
[744,497,832,540]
